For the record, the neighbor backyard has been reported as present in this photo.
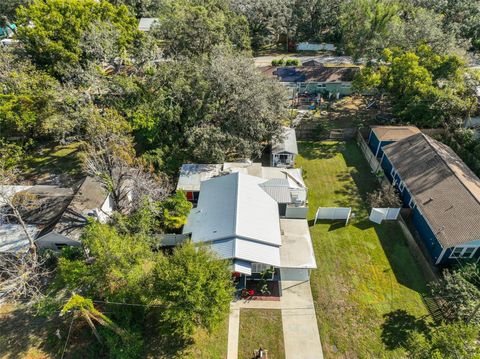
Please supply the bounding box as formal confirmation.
[297,141,431,358]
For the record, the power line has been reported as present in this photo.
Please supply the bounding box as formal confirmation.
[60,315,75,359]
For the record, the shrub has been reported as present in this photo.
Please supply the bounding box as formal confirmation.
[271,58,285,66]
[285,58,300,66]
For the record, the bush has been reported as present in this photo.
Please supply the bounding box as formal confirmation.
[271,58,285,66]
[285,58,300,66]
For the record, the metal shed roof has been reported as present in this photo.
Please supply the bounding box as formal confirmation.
[176,164,223,192]
[383,133,480,248]
[272,127,298,155]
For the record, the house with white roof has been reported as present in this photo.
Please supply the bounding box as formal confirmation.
[177,162,308,217]
[182,172,316,291]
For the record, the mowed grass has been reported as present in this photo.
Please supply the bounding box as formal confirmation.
[238,309,285,359]
[297,141,430,358]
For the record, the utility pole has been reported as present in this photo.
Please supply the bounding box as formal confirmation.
[466,301,480,324]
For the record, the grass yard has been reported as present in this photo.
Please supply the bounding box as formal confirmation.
[297,141,431,358]
[238,309,285,359]
[22,141,84,184]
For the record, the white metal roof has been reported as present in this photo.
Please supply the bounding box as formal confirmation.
[0,224,40,253]
[138,18,159,31]
[176,164,223,192]
[279,219,317,269]
[272,127,298,155]
[183,172,282,267]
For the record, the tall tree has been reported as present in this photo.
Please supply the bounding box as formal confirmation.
[152,242,234,340]
[154,0,250,58]
[339,0,400,59]
[16,0,141,78]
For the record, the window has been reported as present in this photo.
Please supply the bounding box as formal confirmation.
[251,263,273,273]
[449,246,478,259]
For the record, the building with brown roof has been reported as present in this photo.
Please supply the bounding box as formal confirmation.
[380,133,480,265]
[258,65,359,97]
[368,126,421,158]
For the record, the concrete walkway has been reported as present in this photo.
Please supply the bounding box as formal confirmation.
[280,268,324,359]
[226,269,324,359]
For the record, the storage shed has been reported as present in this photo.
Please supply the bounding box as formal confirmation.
[271,127,298,168]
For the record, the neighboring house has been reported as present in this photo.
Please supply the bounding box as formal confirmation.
[0,23,16,39]
[0,177,113,252]
[259,64,359,97]
[43,176,114,243]
[176,162,308,217]
[0,185,77,253]
[138,18,159,31]
[271,127,298,168]
[182,172,316,285]
[380,133,480,265]
[368,126,421,158]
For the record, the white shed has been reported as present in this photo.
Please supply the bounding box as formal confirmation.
[271,127,298,168]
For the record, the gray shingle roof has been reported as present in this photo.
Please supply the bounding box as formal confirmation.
[383,133,480,248]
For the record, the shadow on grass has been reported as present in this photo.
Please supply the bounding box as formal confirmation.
[353,219,375,230]
[380,309,430,350]
[0,305,64,358]
[309,219,347,231]
[374,223,429,294]
[297,141,346,160]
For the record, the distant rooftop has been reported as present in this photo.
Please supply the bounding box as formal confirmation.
[138,18,159,31]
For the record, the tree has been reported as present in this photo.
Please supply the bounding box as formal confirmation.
[429,267,480,325]
[0,156,50,301]
[16,0,141,78]
[367,186,402,208]
[232,0,294,51]
[153,0,250,58]
[57,222,155,302]
[61,294,143,358]
[152,242,234,340]
[157,191,192,231]
[105,49,287,169]
[339,0,400,59]
[404,322,480,359]
[354,46,478,127]
[0,0,30,20]
[82,108,170,213]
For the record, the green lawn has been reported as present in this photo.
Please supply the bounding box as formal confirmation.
[182,317,229,359]
[22,141,84,184]
[238,309,285,359]
[297,141,430,358]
